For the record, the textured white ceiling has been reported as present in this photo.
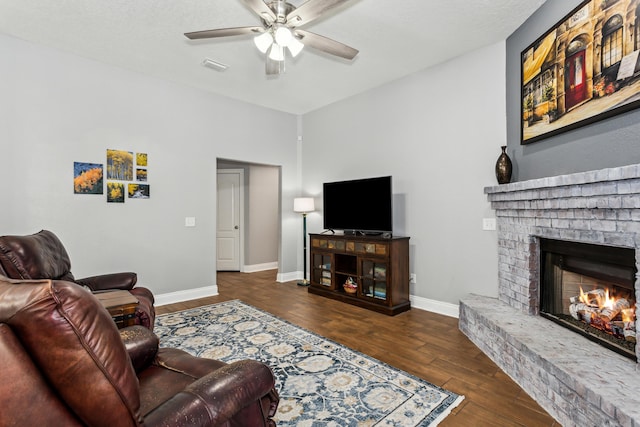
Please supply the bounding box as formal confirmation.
[0,0,546,114]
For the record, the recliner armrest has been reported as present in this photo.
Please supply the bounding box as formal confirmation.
[76,272,137,291]
[119,325,159,372]
[143,360,278,426]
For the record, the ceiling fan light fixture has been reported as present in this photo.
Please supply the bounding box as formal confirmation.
[274,26,293,47]
[254,31,273,54]
[268,43,285,62]
[185,0,359,75]
[287,36,304,57]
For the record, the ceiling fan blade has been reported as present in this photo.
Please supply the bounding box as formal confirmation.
[184,26,263,40]
[240,0,276,24]
[296,30,358,60]
[286,0,352,28]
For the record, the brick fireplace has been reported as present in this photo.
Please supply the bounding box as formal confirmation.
[458,164,640,425]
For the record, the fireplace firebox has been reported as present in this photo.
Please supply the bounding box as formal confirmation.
[540,238,637,360]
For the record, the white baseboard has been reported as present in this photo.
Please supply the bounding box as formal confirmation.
[276,272,460,318]
[277,271,300,283]
[243,262,278,273]
[410,295,459,318]
[152,277,459,319]
[155,285,219,307]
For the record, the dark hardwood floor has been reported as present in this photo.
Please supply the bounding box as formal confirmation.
[156,270,559,426]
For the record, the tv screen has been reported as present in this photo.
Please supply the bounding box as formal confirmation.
[323,176,392,234]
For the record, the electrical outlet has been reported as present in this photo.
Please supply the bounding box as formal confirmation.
[410,273,416,284]
[185,217,196,227]
[482,218,496,231]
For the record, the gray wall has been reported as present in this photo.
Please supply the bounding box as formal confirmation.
[507,0,640,181]
[0,33,299,297]
[302,42,506,306]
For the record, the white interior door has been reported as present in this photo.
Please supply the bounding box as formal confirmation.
[217,169,243,271]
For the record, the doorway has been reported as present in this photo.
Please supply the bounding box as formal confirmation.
[565,49,587,110]
[216,159,280,274]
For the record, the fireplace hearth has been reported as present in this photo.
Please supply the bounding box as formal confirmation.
[540,238,637,360]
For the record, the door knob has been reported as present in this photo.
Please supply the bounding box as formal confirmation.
[234,225,239,229]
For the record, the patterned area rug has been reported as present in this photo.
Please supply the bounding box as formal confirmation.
[154,300,464,426]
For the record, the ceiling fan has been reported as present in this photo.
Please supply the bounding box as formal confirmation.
[184,0,359,75]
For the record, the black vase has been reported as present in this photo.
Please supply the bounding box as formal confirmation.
[495,145,512,184]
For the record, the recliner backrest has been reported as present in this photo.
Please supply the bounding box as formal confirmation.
[0,276,142,426]
[0,323,84,426]
[0,229,75,281]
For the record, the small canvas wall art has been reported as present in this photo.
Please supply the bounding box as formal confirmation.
[136,168,147,182]
[73,162,103,194]
[136,152,148,166]
[128,183,150,199]
[107,182,125,203]
[107,149,133,181]
[72,149,151,204]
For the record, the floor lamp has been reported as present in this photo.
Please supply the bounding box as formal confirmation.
[294,197,315,286]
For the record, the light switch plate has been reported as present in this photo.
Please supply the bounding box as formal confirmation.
[482,218,496,231]
[185,217,196,227]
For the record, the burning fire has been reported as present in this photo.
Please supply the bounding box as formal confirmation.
[622,308,635,323]
[571,286,636,342]
[578,287,616,310]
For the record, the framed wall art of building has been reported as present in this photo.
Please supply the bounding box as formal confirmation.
[521,0,640,144]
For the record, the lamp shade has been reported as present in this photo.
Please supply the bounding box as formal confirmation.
[254,31,273,54]
[287,36,304,57]
[294,197,315,213]
[268,43,284,62]
[274,26,293,47]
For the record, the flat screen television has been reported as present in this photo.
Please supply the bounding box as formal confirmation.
[323,176,393,235]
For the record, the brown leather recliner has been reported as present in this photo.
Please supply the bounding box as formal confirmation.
[0,276,279,426]
[0,230,155,329]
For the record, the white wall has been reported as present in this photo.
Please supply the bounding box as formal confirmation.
[0,33,299,297]
[246,164,279,266]
[301,42,506,305]
[1,31,510,308]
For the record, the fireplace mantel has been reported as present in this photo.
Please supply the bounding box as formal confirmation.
[459,163,640,426]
